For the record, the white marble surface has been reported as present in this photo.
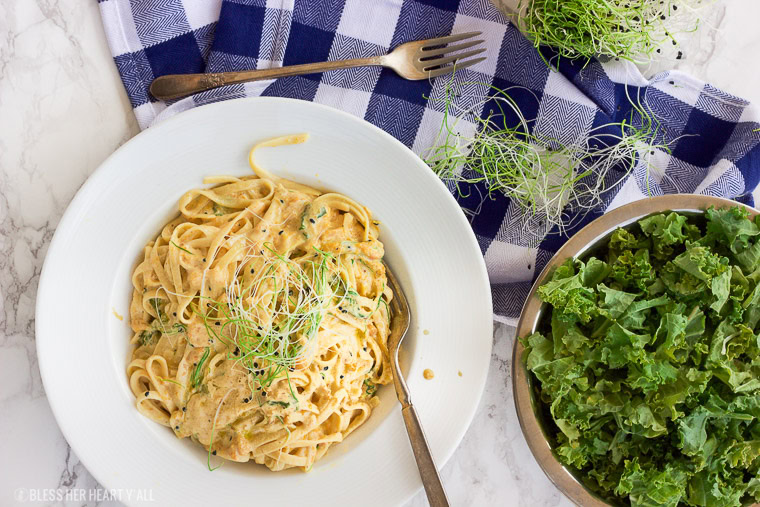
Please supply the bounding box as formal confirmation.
[1,1,759,506]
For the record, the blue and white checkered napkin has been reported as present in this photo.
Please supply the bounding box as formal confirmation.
[99,0,760,323]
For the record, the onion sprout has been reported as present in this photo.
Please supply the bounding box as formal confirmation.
[424,78,670,237]
[195,238,374,399]
[517,0,708,64]
[170,240,194,255]
[207,387,236,471]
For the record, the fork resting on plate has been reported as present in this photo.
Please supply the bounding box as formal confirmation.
[384,264,450,507]
[150,32,486,101]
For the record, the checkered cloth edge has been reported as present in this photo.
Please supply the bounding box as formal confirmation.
[99,0,760,325]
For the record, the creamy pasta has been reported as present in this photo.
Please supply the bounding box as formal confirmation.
[127,134,393,471]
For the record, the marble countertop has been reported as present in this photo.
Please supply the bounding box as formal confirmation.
[2,1,759,506]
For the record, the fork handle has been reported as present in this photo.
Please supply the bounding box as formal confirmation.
[401,403,450,507]
[149,56,384,101]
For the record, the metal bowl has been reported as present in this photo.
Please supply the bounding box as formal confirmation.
[512,194,760,505]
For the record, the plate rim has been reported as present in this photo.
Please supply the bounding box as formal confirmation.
[35,96,493,505]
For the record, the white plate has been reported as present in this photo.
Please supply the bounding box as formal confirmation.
[36,97,492,507]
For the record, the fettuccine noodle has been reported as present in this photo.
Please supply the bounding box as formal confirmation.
[127,135,393,471]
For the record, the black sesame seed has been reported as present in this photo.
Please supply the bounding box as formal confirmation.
[250,268,254,274]
[340,375,344,379]
[175,425,179,430]
[203,258,207,262]
[182,407,186,412]
[309,218,315,224]
[262,229,266,233]
[212,450,217,455]
[261,391,267,397]
[215,322,220,326]
[323,366,328,371]
[279,199,284,204]
[173,312,177,316]
[243,398,249,403]
[278,230,283,235]
[253,362,259,368]
[145,391,150,396]
[676,51,683,60]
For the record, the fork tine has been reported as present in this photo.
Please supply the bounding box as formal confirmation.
[422,48,486,70]
[420,31,482,49]
[426,57,487,78]
[420,39,485,58]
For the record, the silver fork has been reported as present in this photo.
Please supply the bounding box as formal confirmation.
[384,264,450,507]
[150,32,485,101]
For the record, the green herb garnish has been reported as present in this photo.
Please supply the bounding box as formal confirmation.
[299,204,311,238]
[358,258,375,275]
[212,202,231,216]
[170,241,194,255]
[159,377,184,387]
[522,207,760,506]
[160,322,187,335]
[364,379,378,397]
[139,330,159,346]
[191,347,210,389]
[150,297,168,324]
[275,414,291,443]
[206,388,235,472]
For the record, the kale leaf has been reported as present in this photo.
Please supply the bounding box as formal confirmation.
[522,208,760,506]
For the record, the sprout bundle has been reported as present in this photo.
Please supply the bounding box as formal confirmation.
[425,82,667,236]
[517,0,707,64]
